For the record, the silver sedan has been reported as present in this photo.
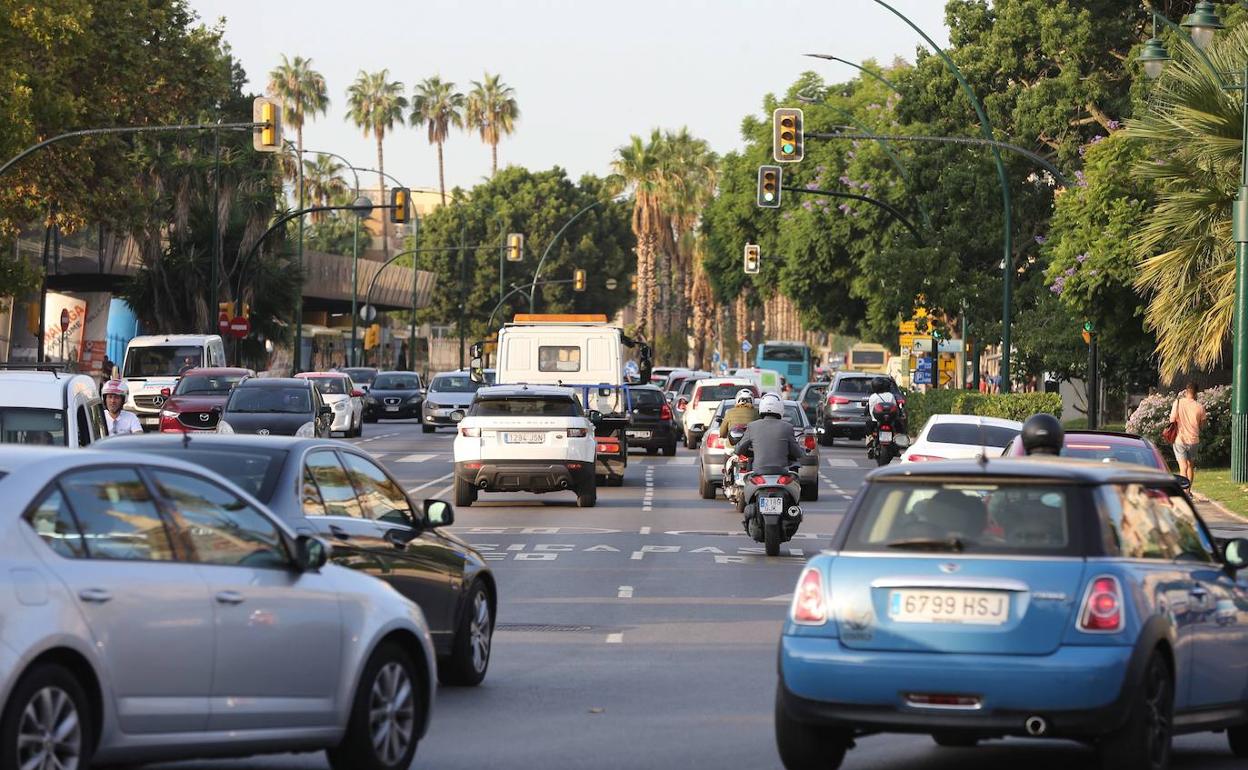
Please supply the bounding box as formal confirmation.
[697,401,820,501]
[0,446,437,770]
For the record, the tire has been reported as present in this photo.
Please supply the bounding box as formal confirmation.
[646,446,658,455]
[764,521,781,556]
[576,480,597,508]
[876,446,891,467]
[775,686,848,770]
[0,663,93,770]
[327,643,425,770]
[686,433,699,450]
[662,441,676,457]
[932,733,978,748]
[1097,651,1173,770]
[736,493,747,514]
[818,429,834,447]
[699,472,717,500]
[422,424,435,434]
[1229,722,1248,757]
[801,483,819,502]
[438,581,493,687]
[454,475,477,507]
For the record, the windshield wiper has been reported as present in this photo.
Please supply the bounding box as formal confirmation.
[886,537,969,552]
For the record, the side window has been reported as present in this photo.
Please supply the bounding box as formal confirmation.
[1164,490,1216,562]
[341,453,414,526]
[75,406,91,447]
[1104,483,1213,561]
[150,470,288,569]
[304,450,363,518]
[302,465,328,516]
[59,468,176,561]
[23,489,87,558]
[88,401,108,441]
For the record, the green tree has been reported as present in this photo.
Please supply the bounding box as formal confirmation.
[411,76,465,205]
[465,73,520,177]
[346,69,407,256]
[266,54,329,198]
[610,131,668,342]
[302,153,348,217]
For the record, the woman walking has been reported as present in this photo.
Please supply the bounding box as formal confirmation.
[1170,382,1207,484]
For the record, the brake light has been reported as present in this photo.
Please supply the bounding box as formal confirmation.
[463,462,483,470]
[906,454,944,462]
[690,393,700,407]
[828,395,850,405]
[1078,575,1124,633]
[660,403,673,421]
[803,435,816,451]
[748,475,765,485]
[791,567,827,625]
[706,434,723,449]
[777,474,795,485]
[460,427,481,437]
[567,428,588,437]
[596,439,621,454]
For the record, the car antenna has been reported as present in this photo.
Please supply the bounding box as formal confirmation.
[976,416,989,470]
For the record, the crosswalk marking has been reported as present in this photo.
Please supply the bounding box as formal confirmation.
[396,454,437,463]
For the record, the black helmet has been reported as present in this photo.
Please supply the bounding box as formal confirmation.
[871,377,891,394]
[1021,413,1063,456]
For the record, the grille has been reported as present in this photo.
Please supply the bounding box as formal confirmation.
[134,395,166,409]
[178,411,219,429]
[384,397,402,406]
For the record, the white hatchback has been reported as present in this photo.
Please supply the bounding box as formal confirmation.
[901,414,1023,462]
[453,385,599,508]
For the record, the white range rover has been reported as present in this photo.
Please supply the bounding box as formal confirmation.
[453,385,599,508]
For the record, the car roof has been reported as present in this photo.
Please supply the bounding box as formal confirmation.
[834,371,886,379]
[236,377,310,388]
[695,378,755,387]
[432,369,493,378]
[0,371,96,409]
[126,335,218,345]
[630,384,664,392]
[475,384,576,398]
[926,414,1022,429]
[376,370,420,375]
[868,456,1175,485]
[182,367,252,376]
[0,443,270,481]
[98,433,344,453]
[295,372,348,379]
[1063,430,1153,446]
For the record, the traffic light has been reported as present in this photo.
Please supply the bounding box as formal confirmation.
[1082,320,1095,345]
[743,244,761,275]
[773,108,804,163]
[389,187,411,224]
[364,324,381,350]
[573,268,587,292]
[252,97,282,152]
[218,301,235,317]
[757,165,781,208]
[507,233,524,262]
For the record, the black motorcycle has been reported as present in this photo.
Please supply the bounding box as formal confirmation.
[867,400,907,466]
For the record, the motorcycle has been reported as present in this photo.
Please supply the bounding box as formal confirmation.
[741,464,803,556]
[868,400,908,467]
[722,426,749,512]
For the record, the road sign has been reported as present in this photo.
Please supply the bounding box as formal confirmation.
[912,338,963,354]
[218,312,230,335]
[719,361,729,373]
[899,333,916,349]
[898,321,916,334]
[360,304,377,323]
[914,357,933,386]
[741,339,752,354]
[228,316,251,339]
[59,309,70,332]
[711,350,721,365]
[605,278,618,291]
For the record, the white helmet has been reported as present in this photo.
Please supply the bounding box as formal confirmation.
[735,388,754,406]
[101,379,128,398]
[758,393,783,418]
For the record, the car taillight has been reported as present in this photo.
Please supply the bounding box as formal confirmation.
[906,454,944,462]
[460,427,481,437]
[828,395,850,405]
[803,435,816,451]
[777,474,795,485]
[791,567,827,625]
[596,440,620,454]
[748,475,765,485]
[1078,575,1124,633]
[660,403,673,421]
[706,434,722,449]
[567,428,588,437]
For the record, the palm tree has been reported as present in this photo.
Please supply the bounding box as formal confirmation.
[303,153,348,218]
[266,55,329,199]
[346,69,407,255]
[465,73,519,176]
[411,76,465,205]
[610,131,666,341]
[658,128,717,357]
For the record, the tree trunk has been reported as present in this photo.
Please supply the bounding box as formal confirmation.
[437,141,447,205]
[491,140,498,177]
[375,130,389,258]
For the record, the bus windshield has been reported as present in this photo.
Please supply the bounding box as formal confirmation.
[756,343,812,388]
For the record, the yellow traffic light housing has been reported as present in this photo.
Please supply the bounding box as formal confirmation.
[364,323,381,350]
[252,97,282,152]
[744,244,761,275]
[573,268,587,292]
[507,233,524,262]
[757,165,781,208]
[389,187,411,224]
[773,108,804,163]
[218,301,234,317]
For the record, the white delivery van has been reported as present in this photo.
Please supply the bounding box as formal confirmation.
[121,334,227,430]
[0,367,108,447]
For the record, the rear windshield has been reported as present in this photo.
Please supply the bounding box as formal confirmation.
[308,377,347,395]
[834,377,874,394]
[697,384,753,402]
[430,375,480,393]
[373,374,421,390]
[928,423,1019,448]
[762,346,806,362]
[0,408,65,446]
[125,345,203,377]
[129,447,287,502]
[174,374,246,396]
[852,349,886,365]
[470,397,582,418]
[844,481,1083,556]
[784,405,805,425]
[632,389,665,407]
[1062,441,1161,468]
[227,387,311,414]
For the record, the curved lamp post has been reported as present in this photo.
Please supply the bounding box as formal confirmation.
[529,194,627,312]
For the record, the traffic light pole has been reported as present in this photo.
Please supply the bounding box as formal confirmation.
[781,186,924,245]
[1087,332,1099,430]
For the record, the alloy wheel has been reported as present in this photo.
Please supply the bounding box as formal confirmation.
[367,661,415,766]
[470,590,493,673]
[1144,658,1173,767]
[17,686,82,770]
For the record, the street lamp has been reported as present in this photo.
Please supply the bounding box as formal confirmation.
[1181,1,1224,51]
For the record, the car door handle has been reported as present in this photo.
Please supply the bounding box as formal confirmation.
[328,525,351,541]
[78,588,112,603]
[215,591,245,605]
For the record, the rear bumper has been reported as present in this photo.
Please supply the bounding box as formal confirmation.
[779,636,1133,738]
[626,423,676,448]
[457,460,593,494]
[822,413,867,438]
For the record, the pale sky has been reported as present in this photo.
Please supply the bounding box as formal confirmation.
[188,0,948,193]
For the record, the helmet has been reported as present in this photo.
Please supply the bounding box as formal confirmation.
[872,377,891,394]
[735,388,754,406]
[1020,413,1063,456]
[101,379,128,398]
[758,393,783,418]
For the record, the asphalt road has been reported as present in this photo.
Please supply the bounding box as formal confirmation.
[146,420,1245,770]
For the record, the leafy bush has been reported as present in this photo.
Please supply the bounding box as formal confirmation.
[1126,386,1230,466]
[906,390,1062,432]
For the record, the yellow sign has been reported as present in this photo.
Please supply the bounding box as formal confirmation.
[899,321,916,333]
[914,307,929,319]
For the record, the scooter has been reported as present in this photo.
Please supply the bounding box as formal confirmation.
[722,426,749,512]
[867,400,908,467]
[741,464,803,556]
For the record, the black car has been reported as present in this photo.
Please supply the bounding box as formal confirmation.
[113,434,497,686]
[626,384,678,456]
[364,370,425,422]
[817,371,902,446]
[797,381,828,426]
[340,366,378,391]
[218,377,333,437]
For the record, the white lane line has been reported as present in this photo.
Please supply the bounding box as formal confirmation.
[764,594,792,602]
[396,454,437,463]
[617,585,634,599]
[666,456,696,466]
[630,551,644,560]
[639,526,651,535]
[841,494,853,500]
[405,473,453,495]
[605,633,623,644]
[825,458,859,468]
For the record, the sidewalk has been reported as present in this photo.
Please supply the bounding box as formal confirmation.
[1195,495,1248,539]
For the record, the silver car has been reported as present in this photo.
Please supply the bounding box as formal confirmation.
[698,401,820,501]
[0,446,436,770]
[421,369,493,434]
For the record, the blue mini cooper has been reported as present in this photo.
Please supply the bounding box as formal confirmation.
[776,457,1248,770]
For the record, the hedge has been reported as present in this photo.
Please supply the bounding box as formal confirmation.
[905,390,1062,432]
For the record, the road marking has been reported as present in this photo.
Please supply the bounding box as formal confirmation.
[605,633,623,644]
[639,526,651,535]
[405,473,453,495]
[617,585,633,598]
[764,594,792,602]
[396,453,437,463]
[666,456,696,466]
[825,458,859,468]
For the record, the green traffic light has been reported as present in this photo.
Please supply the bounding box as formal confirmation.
[782,143,795,154]
[1083,321,1094,332]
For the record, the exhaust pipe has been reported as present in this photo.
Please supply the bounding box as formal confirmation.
[478,479,489,490]
[1024,716,1048,737]
[559,479,570,489]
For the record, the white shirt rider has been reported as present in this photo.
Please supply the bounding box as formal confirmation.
[105,408,143,435]
[867,390,897,419]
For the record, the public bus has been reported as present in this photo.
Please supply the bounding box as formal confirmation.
[846,343,889,374]
[755,341,813,388]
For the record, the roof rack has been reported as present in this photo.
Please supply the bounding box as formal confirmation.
[0,363,68,378]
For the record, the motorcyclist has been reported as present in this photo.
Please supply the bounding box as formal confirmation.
[866,377,900,458]
[101,379,143,435]
[735,393,803,473]
[718,389,758,440]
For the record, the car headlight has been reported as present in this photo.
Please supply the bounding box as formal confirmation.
[160,409,177,419]
[216,420,234,434]
[366,396,378,405]
[332,400,348,411]
[295,421,316,438]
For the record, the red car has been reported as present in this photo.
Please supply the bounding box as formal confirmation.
[1003,429,1183,483]
[157,367,254,432]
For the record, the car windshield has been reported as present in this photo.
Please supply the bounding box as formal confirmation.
[373,374,421,390]
[928,423,1020,448]
[632,389,665,407]
[0,407,65,446]
[228,387,311,414]
[125,345,203,377]
[342,368,377,385]
[130,446,287,501]
[697,384,751,402]
[308,377,347,395]
[678,378,703,397]
[844,481,1082,556]
[834,377,874,395]
[1062,441,1161,468]
[470,397,581,417]
[430,375,479,393]
[174,374,246,396]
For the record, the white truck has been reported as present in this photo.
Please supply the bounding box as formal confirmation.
[471,314,653,485]
[121,334,227,430]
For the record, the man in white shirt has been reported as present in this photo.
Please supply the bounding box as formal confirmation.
[102,379,143,435]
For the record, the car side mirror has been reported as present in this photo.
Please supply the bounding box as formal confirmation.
[1225,538,1248,572]
[295,535,330,571]
[469,357,485,384]
[352,389,364,398]
[1174,474,1192,491]
[424,499,455,528]
[587,410,603,425]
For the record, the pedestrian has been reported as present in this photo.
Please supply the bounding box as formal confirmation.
[1169,382,1207,484]
[101,356,117,381]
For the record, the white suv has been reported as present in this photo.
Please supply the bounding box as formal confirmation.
[681,378,759,449]
[453,385,598,508]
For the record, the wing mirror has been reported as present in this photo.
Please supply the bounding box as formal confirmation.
[1225,538,1248,572]
[295,535,330,571]
[352,388,364,398]
[587,410,603,425]
[424,498,455,528]
[1174,474,1192,491]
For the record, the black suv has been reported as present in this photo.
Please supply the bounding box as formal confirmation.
[626,385,678,456]
[817,372,901,445]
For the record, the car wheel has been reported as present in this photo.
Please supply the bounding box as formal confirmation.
[1228,722,1248,756]
[438,581,494,687]
[576,480,597,508]
[1,663,93,770]
[454,475,477,507]
[662,441,676,457]
[687,434,700,450]
[818,430,833,447]
[646,446,658,455]
[327,643,425,770]
[932,733,978,748]
[774,686,848,770]
[699,473,716,500]
[801,483,819,502]
[1097,651,1172,770]
[422,424,435,434]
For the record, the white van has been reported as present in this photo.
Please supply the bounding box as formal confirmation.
[121,334,227,430]
[0,367,107,447]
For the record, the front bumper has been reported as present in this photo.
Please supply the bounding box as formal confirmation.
[366,402,421,419]
[330,409,354,432]
[456,460,594,494]
[779,636,1133,738]
[423,406,467,426]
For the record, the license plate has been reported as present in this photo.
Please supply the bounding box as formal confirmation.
[627,430,651,439]
[879,430,893,443]
[504,432,545,444]
[888,590,1009,625]
[759,497,784,514]
[385,406,399,412]
[141,416,158,425]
